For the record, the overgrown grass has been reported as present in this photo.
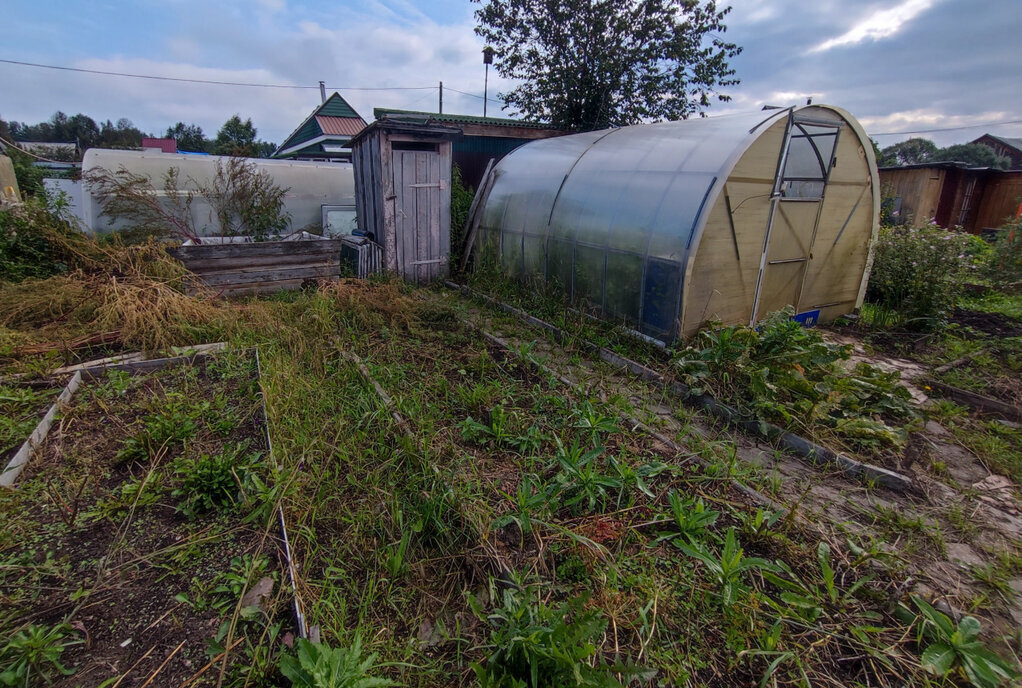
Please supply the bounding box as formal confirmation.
[1,217,1018,685]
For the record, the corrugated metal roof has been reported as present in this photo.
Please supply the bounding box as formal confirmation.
[316,116,365,137]
[373,108,559,130]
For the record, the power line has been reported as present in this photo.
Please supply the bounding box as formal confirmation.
[446,86,503,104]
[0,58,435,91]
[869,118,1022,137]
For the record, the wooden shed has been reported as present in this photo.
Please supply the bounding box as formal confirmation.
[349,118,461,284]
[475,104,880,342]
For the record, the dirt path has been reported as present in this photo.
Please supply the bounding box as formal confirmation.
[440,292,1022,649]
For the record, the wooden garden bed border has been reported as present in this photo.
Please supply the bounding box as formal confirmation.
[0,345,310,640]
[446,281,916,493]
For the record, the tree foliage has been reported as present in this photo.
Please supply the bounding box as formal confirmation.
[879,137,1009,169]
[3,112,147,154]
[878,138,938,166]
[932,143,1010,169]
[165,122,209,153]
[473,0,741,131]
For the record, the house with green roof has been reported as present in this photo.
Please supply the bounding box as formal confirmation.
[273,93,367,163]
[372,108,564,188]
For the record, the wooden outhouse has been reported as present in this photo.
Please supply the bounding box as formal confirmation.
[349,118,461,284]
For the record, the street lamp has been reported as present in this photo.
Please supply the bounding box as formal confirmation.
[482,47,494,117]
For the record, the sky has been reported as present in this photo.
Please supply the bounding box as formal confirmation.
[1,0,1020,149]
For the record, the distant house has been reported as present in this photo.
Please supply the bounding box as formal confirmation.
[372,108,565,188]
[879,161,1022,234]
[141,137,178,154]
[971,134,1022,169]
[273,93,367,163]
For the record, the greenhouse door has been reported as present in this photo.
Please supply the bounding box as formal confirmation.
[751,119,839,324]
[392,148,447,285]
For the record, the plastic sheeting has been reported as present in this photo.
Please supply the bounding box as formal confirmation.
[477,108,791,338]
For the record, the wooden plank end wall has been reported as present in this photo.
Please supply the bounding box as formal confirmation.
[168,239,344,295]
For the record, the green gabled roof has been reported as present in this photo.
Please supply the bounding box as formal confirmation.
[373,108,559,130]
[284,117,323,150]
[274,93,364,157]
[319,93,360,118]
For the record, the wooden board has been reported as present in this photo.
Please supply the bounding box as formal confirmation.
[168,239,343,295]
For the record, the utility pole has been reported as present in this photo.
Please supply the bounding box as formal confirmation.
[439,81,443,114]
[319,81,326,104]
[482,47,494,118]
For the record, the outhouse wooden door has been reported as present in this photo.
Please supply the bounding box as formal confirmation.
[392,148,450,284]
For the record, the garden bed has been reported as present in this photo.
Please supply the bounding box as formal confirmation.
[0,352,289,687]
[0,376,65,467]
[304,299,935,687]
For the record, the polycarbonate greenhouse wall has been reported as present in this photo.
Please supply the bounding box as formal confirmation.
[476,105,879,342]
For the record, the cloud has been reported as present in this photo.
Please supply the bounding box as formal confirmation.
[808,0,938,53]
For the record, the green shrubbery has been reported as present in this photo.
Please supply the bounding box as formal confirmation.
[983,220,1022,288]
[865,224,985,327]
[0,197,83,282]
[673,308,918,453]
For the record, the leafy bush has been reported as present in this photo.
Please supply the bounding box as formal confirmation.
[673,308,918,452]
[866,224,982,327]
[911,596,1018,688]
[473,588,647,687]
[204,157,291,241]
[983,221,1022,287]
[172,440,260,518]
[449,163,474,272]
[84,157,290,242]
[117,393,202,463]
[0,623,78,686]
[279,636,393,688]
[0,198,83,282]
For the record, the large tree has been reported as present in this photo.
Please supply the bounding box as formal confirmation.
[878,138,938,167]
[165,122,209,153]
[214,115,258,157]
[473,0,741,131]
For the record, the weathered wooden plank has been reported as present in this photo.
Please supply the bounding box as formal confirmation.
[430,150,442,282]
[439,141,453,280]
[198,258,336,278]
[169,240,345,262]
[216,277,334,297]
[416,152,430,284]
[198,263,339,287]
[401,150,417,282]
[927,380,1022,423]
[381,135,398,273]
[179,250,342,273]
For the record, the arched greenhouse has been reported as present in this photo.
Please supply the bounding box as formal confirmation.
[475,105,880,342]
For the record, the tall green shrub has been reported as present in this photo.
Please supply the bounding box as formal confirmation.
[984,220,1022,287]
[449,163,474,273]
[866,225,980,328]
[0,198,82,282]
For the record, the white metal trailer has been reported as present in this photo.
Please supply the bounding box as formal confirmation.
[80,149,357,237]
